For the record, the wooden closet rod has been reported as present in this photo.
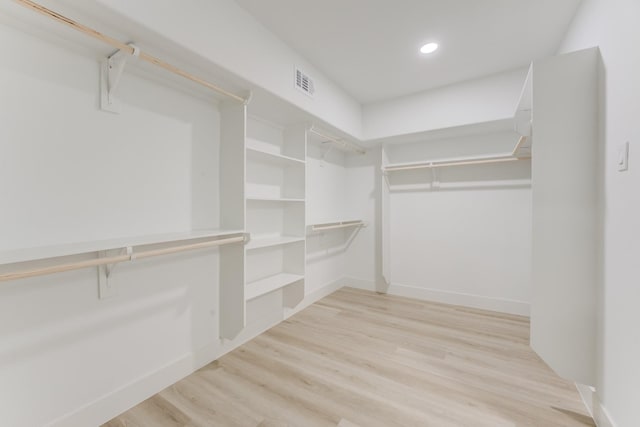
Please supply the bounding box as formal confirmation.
[384,133,532,173]
[311,221,365,232]
[0,235,244,283]
[14,0,248,104]
[383,156,530,172]
[309,127,366,155]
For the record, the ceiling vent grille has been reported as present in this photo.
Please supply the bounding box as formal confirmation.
[295,67,315,97]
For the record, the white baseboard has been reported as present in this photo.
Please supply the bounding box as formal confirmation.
[342,277,378,291]
[593,398,618,427]
[576,383,595,418]
[50,278,344,427]
[285,277,346,318]
[343,277,529,316]
[573,383,621,427]
[49,344,215,427]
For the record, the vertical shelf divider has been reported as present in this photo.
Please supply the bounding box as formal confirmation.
[283,124,307,308]
[219,103,247,339]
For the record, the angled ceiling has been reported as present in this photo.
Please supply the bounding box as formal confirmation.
[234,0,582,103]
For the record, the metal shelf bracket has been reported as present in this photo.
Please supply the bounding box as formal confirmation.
[100,43,140,113]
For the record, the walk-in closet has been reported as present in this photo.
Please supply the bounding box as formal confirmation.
[1,1,637,426]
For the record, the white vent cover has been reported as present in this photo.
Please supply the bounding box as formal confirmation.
[295,67,315,97]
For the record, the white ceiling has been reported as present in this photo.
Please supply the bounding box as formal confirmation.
[234,0,582,104]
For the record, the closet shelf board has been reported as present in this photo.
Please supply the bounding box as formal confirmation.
[246,146,306,167]
[384,152,515,170]
[246,197,305,203]
[245,273,304,301]
[0,229,245,265]
[246,236,305,251]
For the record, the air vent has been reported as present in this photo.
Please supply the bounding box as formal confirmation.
[295,67,315,97]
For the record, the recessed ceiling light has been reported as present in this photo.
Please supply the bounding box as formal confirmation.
[420,42,439,54]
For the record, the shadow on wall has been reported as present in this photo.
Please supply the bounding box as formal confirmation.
[0,250,202,368]
[306,227,362,262]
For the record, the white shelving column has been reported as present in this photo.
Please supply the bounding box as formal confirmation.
[530,48,600,386]
[219,103,247,339]
[244,118,306,313]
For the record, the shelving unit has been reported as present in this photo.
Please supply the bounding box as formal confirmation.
[244,117,307,311]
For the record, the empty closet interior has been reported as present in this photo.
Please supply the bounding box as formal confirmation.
[1,0,630,426]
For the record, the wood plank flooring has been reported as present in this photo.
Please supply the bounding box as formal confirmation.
[104,288,594,427]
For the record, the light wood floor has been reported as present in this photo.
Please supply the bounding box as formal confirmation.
[104,288,594,427]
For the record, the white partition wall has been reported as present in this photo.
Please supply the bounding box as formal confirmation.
[530,47,600,386]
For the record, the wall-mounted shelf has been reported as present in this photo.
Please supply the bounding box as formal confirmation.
[309,220,365,232]
[246,146,305,167]
[308,126,366,155]
[246,197,305,203]
[246,236,305,251]
[245,273,304,300]
[0,230,247,283]
[382,153,526,173]
[245,133,305,162]
[382,133,531,173]
[0,228,245,266]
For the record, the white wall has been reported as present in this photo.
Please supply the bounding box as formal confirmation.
[382,134,532,315]
[343,149,383,289]
[0,26,218,250]
[363,68,528,141]
[15,0,534,147]
[558,1,640,426]
[340,133,532,317]
[305,142,349,293]
[0,21,231,427]
[93,0,363,139]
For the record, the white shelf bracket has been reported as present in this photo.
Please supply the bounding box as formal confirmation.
[100,43,140,113]
[242,90,253,106]
[319,144,335,168]
[430,163,440,190]
[97,246,132,299]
